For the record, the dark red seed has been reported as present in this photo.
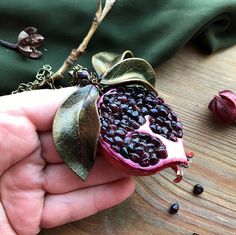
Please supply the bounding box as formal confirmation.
[169,203,179,214]
[150,138,161,146]
[135,146,145,155]
[110,125,117,130]
[159,107,169,116]
[161,127,169,135]
[114,119,120,125]
[130,153,139,163]
[114,136,124,146]
[120,147,129,158]
[138,116,146,125]
[116,129,126,137]
[104,136,113,144]
[130,120,140,129]
[158,146,167,159]
[118,96,128,103]
[111,145,120,152]
[110,103,119,112]
[106,129,115,137]
[139,153,150,167]
[127,143,135,151]
[156,117,165,124]
[124,137,132,144]
[132,111,139,117]
[150,153,160,165]
[150,108,158,115]
[141,107,148,114]
[121,104,128,109]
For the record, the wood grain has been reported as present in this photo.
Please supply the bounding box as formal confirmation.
[40,44,236,235]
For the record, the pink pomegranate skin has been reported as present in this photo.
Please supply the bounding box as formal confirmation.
[97,86,192,182]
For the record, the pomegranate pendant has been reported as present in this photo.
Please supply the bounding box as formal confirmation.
[53,51,194,182]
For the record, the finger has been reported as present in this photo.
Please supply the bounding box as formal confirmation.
[39,131,63,163]
[41,178,135,228]
[43,155,127,194]
[0,87,77,131]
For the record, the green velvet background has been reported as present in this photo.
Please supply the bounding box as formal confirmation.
[1,0,236,94]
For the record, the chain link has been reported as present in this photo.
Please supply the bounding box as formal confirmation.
[12,64,54,94]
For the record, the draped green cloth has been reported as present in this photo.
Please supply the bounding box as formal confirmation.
[1,0,236,94]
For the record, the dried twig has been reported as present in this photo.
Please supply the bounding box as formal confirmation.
[51,0,116,81]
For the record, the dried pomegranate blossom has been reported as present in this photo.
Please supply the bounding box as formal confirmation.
[98,86,191,182]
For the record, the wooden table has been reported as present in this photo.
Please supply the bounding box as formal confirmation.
[40,44,236,235]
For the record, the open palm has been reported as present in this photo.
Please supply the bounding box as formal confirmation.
[0,88,135,235]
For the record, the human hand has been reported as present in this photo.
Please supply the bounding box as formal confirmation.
[0,88,135,235]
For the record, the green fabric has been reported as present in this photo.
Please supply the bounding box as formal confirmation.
[1,0,236,94]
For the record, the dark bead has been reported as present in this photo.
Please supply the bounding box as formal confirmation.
[102,121,109,128]
[110,103,119,112]
[118,96,128,103]
[121,119,129,126]
[161,127,169,135]
[120,147,129,158]
[192,233,200,235]
[193,184,204,195]
[139,153,150,167]
[124,137,132,144]
[169,203,179,214]
[114,119,121,125]
[123,115,129,120]
[132,111,139,117]
[121,103,128,109]
[135,146,145,155]
[150,124,157,131]
[150,108,158,116]
[130,120,140,129]
[130,153,139,163]
[150,138,161,146]
[158,107,169,116]
[116,129,126,137]
[177,129,183,138]
[136,93,144,98]
[156,117,165,124]
[133,137,140,143]
[175,121,183,130]
[109,125,117,130]
[115,101,121,106]
[114,136,124,146]
[103,136,113,144]
[141,107,148,114]
[127,143,135,151]
[138,116,146,125]
[145,96,153,103]
[155,126,162,134]
[158,146,167,159]
[106,129,115,137]
[165,120,172,129]
[150,153,160,165]
[111,145,120,152]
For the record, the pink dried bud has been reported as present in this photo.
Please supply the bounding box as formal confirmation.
[208,90,236,124]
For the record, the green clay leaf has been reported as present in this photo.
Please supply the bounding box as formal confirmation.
[52,85,100,181]
[92,50,133,77]
[100,58,156,87]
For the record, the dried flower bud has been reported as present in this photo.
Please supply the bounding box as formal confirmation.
[17,27,44,58]
[208,90,236,124]
[0,27,44,59]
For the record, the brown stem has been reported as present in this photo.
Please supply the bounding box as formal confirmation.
[0,40,18,49]
[51,0,116,81]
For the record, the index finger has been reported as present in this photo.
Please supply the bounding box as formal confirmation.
[0,87,77,131]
